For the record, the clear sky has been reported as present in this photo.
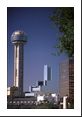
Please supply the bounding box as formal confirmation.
[7,7,68,93]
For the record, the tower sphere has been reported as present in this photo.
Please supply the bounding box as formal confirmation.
[11,30,27,43]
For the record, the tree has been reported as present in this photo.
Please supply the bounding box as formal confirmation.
[10,86,18,97]
[50,7,74,57]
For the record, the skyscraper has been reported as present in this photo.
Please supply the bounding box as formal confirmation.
[44,65,52,86]
[59,58,74,105]
[11,30,27,95]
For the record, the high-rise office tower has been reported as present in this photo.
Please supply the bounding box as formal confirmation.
[11,30,27,95]
[44,65,52,86]
[59,58,74,105]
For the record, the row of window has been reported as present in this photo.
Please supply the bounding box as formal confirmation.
[8,100,36,104]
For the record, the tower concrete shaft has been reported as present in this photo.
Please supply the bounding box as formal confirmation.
[14,43,24,95]
[11,30,27,96]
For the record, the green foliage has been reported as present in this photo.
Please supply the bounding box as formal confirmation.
[51,7,74,57]
[10,86,18,96]
[35,102,59,109]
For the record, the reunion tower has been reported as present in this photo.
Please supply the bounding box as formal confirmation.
[11,30,27,95]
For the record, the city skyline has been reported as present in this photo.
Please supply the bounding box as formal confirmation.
[7,7,68,93]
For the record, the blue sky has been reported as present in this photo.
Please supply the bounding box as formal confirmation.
[7,7,68,93]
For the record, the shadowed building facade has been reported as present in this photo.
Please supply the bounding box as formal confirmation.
[59,57,74,105]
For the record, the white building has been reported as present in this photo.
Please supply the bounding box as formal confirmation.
[37,95,45,102]
[44,65,52,86]
[25,92,35,97]
[31,86,41,92]
[7,87,11,96]
[51,93,58,102]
